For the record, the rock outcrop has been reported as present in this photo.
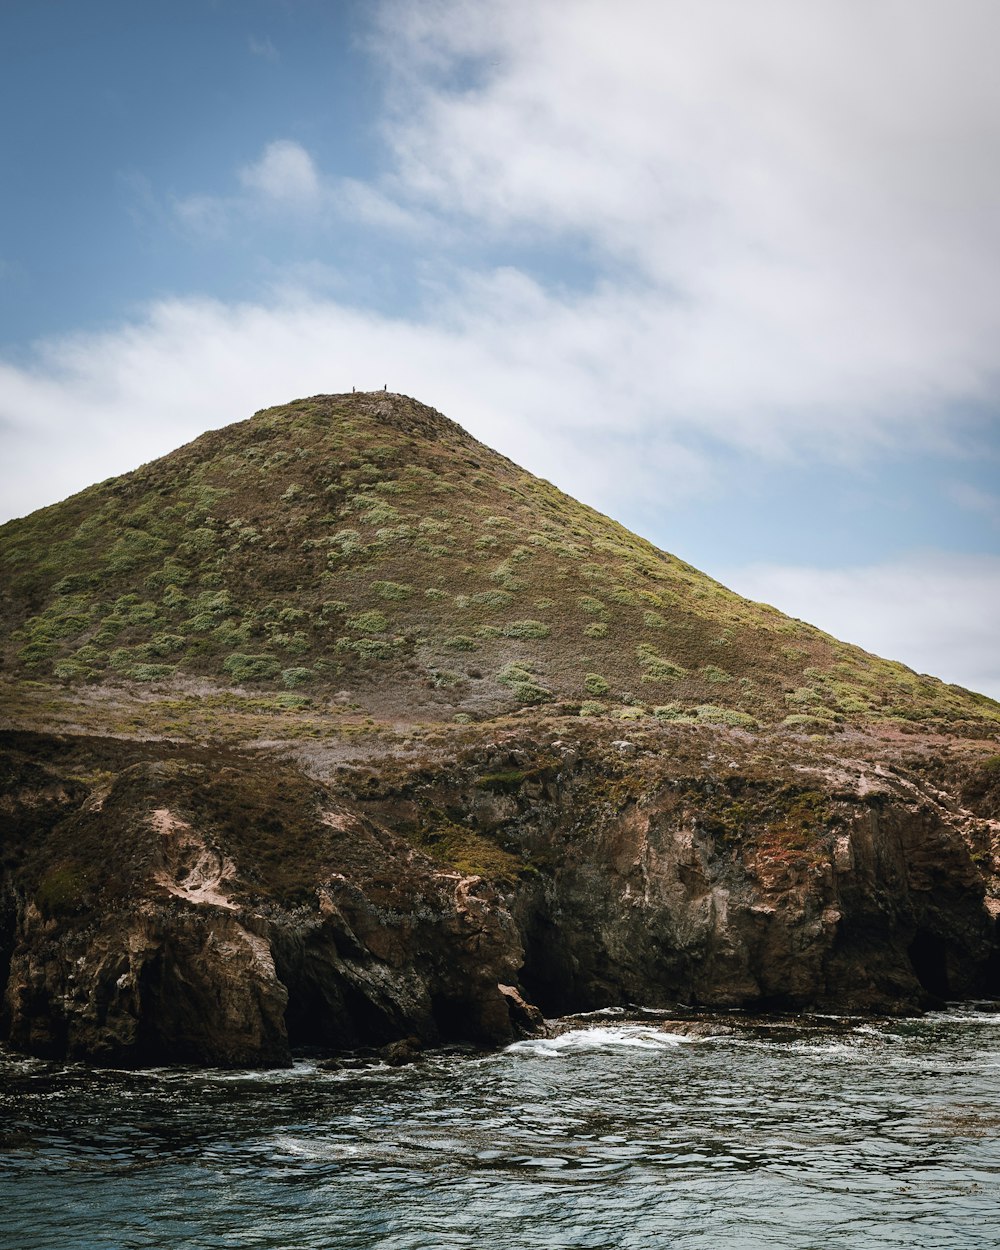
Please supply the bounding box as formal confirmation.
[2,724,997,1066]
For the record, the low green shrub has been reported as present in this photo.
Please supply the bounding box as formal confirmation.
[281,666,313,688]
[443,636,478,651]
[372,580,413,600]
[503,619,551,639]
[223,653,281,681]
[346,610,389,635]
[695,705,759,730]
[497,661,552,704]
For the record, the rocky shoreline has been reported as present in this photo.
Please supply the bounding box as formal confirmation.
[2,722,997,1068]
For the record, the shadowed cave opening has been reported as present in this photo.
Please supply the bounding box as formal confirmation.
[908,929,950,999]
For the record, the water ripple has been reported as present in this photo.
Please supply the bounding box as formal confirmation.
[3,1011,1000,1248]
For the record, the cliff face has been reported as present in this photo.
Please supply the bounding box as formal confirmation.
[2,725,997,1066]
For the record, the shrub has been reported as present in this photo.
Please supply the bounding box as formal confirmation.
[192,590,234,617]
[490,562,527,591]
[579,700,606,717]
[125,663,176,682]
[468,590,514,608]
[330,529,368,556]
[223,653,281,682]
[372,580,413,600]
[430,668,466,688]
[584,622,608,639]
[701,665,732,684]
[182,612,217,634]
[72,645,106,666]
[336,638,396,661]
[53,573,98,595]
[114,596,163,624]
[37,864,90,917]
[270,630,310,655]
[144,560,192,590]
[618,706,646,721]
[695,705,759,730]
[503,619,551,639]
[782,713,834,731]
[281,667,313,688]
[360,501,400,525]
[652,704,687,721]
[272,692,311,709]
[162,585,191,610]
[578,595,607,616]
[584,673,611,696]
[148,633,186,656]
[643,611,666,629]
[636,644,686,681]
[443,636,478,651]
[497,662,552,704]
[346,610,389,635]
[52,660,96,682]
[104,527,168,573]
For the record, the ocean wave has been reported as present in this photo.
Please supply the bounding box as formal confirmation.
[506,1025,690,1058]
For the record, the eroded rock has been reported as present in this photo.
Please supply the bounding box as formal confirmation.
[1,726,998,1066]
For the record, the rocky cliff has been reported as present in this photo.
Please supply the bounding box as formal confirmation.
[3,722,997,1066]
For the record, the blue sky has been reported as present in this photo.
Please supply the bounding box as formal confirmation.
[2,0,998,697]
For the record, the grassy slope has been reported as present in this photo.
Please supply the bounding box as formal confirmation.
[2,391,998,734]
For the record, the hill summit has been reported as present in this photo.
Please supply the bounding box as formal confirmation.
[2,391,997,734]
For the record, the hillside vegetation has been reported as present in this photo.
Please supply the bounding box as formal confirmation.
[2,392,997,734]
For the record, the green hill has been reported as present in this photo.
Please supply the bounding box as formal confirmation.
[2,391,997,734]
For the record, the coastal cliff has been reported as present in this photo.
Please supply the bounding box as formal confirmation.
[2,723,996,1066]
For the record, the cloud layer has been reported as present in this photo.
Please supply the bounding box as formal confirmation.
[725,554,1000,701]
[374,0,1000,441]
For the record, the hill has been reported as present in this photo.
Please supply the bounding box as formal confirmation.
[1,391,997,736]
[2,392,999,1067]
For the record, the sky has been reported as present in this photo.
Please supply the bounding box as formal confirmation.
[1,0,998,699]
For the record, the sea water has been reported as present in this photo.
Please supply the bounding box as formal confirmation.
[3,1008,1000,1249]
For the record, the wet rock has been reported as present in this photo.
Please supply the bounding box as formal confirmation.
[380,1036,423,1065]
[498,982,544,1036]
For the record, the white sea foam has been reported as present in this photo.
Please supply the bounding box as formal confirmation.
[506,1026,689,1058]
[272,1134,361,1160]
[925,1009,1000,1025]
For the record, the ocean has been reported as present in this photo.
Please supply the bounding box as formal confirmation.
[3,1007,999,1249]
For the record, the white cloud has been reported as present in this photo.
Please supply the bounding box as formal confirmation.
[369,0,1000,445]
[238,139,321,207]
[172,140,325,232]
[722,554,1000,702]
[171,139,431,240]
[164,4,1000,461]
[0,288,717,527]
